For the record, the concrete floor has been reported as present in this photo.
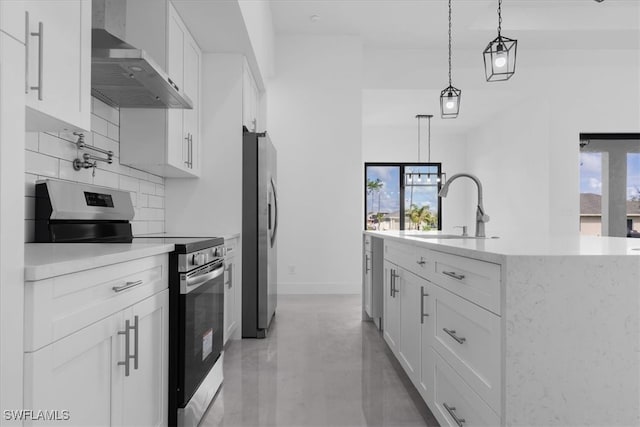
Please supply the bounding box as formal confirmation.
[201,295,439,427]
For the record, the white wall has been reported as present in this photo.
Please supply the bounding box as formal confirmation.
[165,54,244,237]
[24,98,166,241]
[267,35,363,294]
[237,0,275,85]
[466,50,640,237]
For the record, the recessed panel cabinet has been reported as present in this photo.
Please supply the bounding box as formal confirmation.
[224,236,241,345]
[2,0,91,132]
[120,1,201,178]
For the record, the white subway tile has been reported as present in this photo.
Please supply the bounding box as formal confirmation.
[147,221,164,234]
[93,133,119,158]
[148,194,164,209]
[25,151,59,177]
[24,220,35,243]
[138,208,164,221]
[138,193,148,208]
[125,166,148,180]
[93,98,119,125]
[140,180,156,195]
[147,173,164,184]
[120,175,139,193]
[131,221,148,236]
[39,132,79,160]
[130,192,137,207]
[24,196,36,220]
[59,159,93,184]
[93,169,119,189]
[156,184,165,196]
[91,114,109,137]
[25,132,39,151]
[107,122,119,142]
[25,173,38,197]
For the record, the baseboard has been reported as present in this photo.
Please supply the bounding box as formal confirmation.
[277,282,361,294]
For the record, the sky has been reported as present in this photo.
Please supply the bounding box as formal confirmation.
[580,152,640,200]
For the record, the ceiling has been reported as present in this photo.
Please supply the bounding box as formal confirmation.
[269,0,639,50]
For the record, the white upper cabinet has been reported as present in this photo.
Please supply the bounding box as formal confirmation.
[120,1,201,178]
[22,0,91,132]
[242,60,260,132]
[0,0,26,42]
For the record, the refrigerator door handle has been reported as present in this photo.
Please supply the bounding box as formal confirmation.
[270,178,278,247]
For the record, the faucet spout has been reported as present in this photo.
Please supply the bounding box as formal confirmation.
[439,173,490,238]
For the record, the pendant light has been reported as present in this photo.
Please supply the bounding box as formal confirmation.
[440,0,461,119]
[405,115,446,185]
[483,0,517,81]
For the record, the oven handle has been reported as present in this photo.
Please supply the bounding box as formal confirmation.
[185,265,224,292]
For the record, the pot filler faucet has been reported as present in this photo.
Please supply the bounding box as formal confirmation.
[439,173,490,238]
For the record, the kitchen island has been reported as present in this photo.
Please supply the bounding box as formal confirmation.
[364,230,640,426]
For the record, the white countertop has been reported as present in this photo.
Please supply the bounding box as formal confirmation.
[365,230,640,261]
[25,243,175,281]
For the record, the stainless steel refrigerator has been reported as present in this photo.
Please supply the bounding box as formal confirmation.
[242,130,278,338]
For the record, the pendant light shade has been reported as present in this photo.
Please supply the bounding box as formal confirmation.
[440,86,461,119]
[440,0,461,119]
[483,0,517,81]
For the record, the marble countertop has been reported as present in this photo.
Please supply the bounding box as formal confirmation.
[25,243,175,281]
[365,230,640,262]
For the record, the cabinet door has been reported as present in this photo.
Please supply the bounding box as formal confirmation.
[420,281,435,404]
[23,313,121,427]
[183,33,200,174]
[399,269,422,383]
[0,0,25,42]
[383,260,400,354]
[224,257,236,344]
[363,250,372,316]
[24,0,91,132]
[120,290,169,427]
[166,4,186,172]
[242,63,258,131]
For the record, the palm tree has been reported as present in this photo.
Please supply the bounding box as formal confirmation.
[366,178,383,214]
[407,204,436,230]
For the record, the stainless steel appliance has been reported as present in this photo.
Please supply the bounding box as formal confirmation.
[34,180,224,427]
[91,0,193,109]
[242,130,278,338]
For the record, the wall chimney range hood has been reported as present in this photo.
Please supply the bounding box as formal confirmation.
[91,0,193,109]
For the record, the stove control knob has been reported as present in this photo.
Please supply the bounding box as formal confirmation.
[193,253,206,266]
[214,247,226,258]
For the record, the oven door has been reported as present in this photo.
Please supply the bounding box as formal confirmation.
[178,260,224,407]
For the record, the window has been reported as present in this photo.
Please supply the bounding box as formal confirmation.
[365,163,442,231]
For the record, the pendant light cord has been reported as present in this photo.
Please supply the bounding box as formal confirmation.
[497,0,502,37]
[448,0,452,87]
[417,115,421,162]
[427,115,431,162]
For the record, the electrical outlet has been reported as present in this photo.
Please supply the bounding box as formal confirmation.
[288,265,296,275]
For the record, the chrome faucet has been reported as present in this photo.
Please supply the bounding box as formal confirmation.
[439,173,490,238]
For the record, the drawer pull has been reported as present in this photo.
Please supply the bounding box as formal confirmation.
[365,254,370,273]
[443,403,466,427]
[443,271,465,280]
[112,280,144,293]
[416,257,426,266]
[443,328,466,344]
[391,269,400,297]
[420,286,429,324]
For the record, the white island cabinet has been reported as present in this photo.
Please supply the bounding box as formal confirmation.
[367,231,640,426]
[23,244,173,427]
[224,235,242,344]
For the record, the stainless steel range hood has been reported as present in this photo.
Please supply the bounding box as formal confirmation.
[91,0,193,109]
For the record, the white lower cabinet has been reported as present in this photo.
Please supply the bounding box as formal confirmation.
[378,235,503,425]
[224,236,241,344]
[23,254,169,427]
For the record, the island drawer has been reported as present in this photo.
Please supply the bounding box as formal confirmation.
[432,251,501,315]
[384,240,434,281]
[432,284,501,412]
[432,349,501,427]
[364,234,372,249]
[24,253,168,352]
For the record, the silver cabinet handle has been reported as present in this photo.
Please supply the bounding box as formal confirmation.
[188,133,193,168]
[443,328,466,344]
[443,403,466,427]
[226,264,233,289]
[132,315,139,371]
[420,286,429,324]
[117,319,134,376]
[443,271,465,280]
[365,254,370,274]
[112,280,143,293]
[391,270,400,297]
[184,134,190,166]
[30,20,43,100]
[416,256,426,266]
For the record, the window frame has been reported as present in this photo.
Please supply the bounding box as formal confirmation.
[364,162,443,231]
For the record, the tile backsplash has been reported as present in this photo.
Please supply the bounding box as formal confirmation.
[24,97,165,242]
